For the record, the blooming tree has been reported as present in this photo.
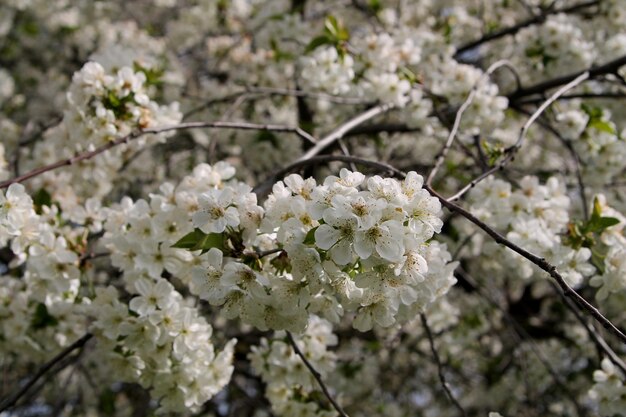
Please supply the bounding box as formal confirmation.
[1,0,626,416]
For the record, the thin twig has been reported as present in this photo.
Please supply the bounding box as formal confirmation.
[337,138,357,171]
[447,72,589,202]
[245,86,368,104]
[420,314,467,417]
[455,0,600,57]
[295,103,396,162]
[547,281,626,377]
[0,333,93,412]
[426,185,626,346]
[426,60,516,186]
[510,104,589,219]
[516,92,626,105]
[0,121,317,189]
[285,331,349,417]
[456,269,588,416]
[508,54,626,102]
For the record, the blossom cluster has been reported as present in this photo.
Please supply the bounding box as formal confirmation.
[88,284,236,414]
[102,162,457,334]
[588,358,626,415]
[465,176,594,287]
[261,169,457,331]
[2,0,626,415]
[249,316,338,417]
[25,61,182,207]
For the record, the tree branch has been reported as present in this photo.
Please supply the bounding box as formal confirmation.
[420,314,468,417]
[426,185,626,346]
[426,60,516,187]
[455,0,600,57]
[0,121,317,190]
[508,54,626,101]
[0,333,93,412]
[295,103,396,162]
[286,331,349,417]
[447,72,589,201]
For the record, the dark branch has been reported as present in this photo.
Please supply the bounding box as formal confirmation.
[286,331,349,417]
[0,121,317,190]
[0,333,94,412]
[508,54,626,101]
[420,314,468,417]
[426,185,626,346]
[455,0,600,57]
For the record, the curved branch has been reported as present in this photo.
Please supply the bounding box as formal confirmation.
[455,0,600,57]
[510,103,589,219]
[0,121,317,190]
[0,333,94,412]
[295,103,395,162]
[508,54,626,101]
[420,314,468,417]
[426,185,626,346]
[255,153,626,348]
[447,72,589,202]
[286,331,349,417]
[426,60,516,187]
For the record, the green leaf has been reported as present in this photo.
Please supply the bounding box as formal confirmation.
[524,44,544,58]
[171,228,206,249]
[31,303,59,330]
[587,216,620,234]
[303,226,318,245]
[591,250,606,275]
[133,61,164,87]
[581,103,603,120]
[305,35,332,53]
[171,228,224,253]
[588,119,616,135]
[368,0,382,13]
[399,66,418,84]
[33,188,52,214]
[591,197,603,220]
[99,388,116,416]
[323,15,349,41]
[324,15,340,38]
[196,232,225,254]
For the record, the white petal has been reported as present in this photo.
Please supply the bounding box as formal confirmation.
[314,224,340,250]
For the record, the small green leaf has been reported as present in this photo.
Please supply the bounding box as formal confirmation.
[31,303,59,330]
[33,188,52,214]
[591,250,606,275]
[172,228,224,253]
[592,196,603,220]
[588,119,616,135]
[303,226,318,245]
[399,66,418,84]
[524,44,544,58]
[171,228,206,249]
[196,232,225,254]
[99,388,116,416]
[587,216,620,233]
[368,0,382,13]
[581,103,603,120]
[324,15,349,41]
[324,15,340,38]
[305,35,333,53]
